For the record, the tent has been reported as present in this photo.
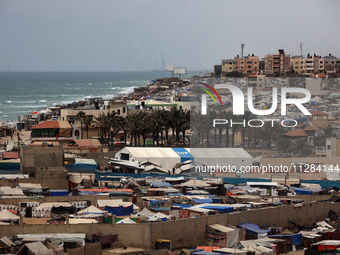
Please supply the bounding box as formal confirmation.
[78,205,104,215]
[17,242,49,255]
[180,180,210,188]
[147,212,170,222]
[292,187,313,195]
[116,218,136,224]
[0,210,20,221]
[115,147,190,171]
[135,207,154,217]
[207,224,239,248]
[239,223,270,239]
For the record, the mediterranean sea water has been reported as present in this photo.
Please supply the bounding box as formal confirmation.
[0,71,197,123]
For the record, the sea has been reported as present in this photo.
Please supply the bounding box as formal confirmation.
[0,71,198,124]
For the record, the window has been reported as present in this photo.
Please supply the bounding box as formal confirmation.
[327,145,331,150]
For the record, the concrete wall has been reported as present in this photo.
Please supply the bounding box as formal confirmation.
[0,201,339,250]
[21,146,64,174]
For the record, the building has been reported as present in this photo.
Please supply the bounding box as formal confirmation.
[308,110,329,129]
[222,54,260,75]
[291,56,306,75]
[246,74,266,90]
[305,78,329,96]
[264,49,291,75]
[326,137,340,157]
[221,59,236,73]
[324,54,340,75]
[31,121,74,141]
[305,53,325,75]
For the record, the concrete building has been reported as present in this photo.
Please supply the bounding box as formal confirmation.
[246,74,266,90]
[221,59,236,73]
[324,54,340,75]
[305,78,329,96]
[326,137,340,157]
[308,110,329,129]
[305,53,325,75]
[291,56,306,75]
[264,49,291,76]
[222,54,259,75]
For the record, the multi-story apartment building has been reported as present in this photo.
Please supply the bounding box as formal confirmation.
[222,54,259,75]
[264,49,291,75]
[324,54,340,75]
[221,59,236,73]
[305,53,325,75]
[291,56,306,75]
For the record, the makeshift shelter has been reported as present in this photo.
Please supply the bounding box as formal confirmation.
[206,224,239,248]
[97,199,137,216]
[179,180,210,188]
[269,233,302,251]
[239,223,270,239]
[114,147,191,171]
[17,241,50,255]
[0,209,20,222]
[147,212,171,222]
[292,187,313,195]
[73,139,103,153]
[135,207,154,217]
[116,218,136,224]
[18,183,43,193]
[78,205,104,215]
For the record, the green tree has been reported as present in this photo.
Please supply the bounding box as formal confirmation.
[76,111,86,139]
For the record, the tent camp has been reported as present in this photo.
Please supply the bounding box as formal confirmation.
[116,218,136,224]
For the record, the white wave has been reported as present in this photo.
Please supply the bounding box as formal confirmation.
[3,115,8,117]
[5,101,12,103]
[39,100,46,103]
[88,83,92,85]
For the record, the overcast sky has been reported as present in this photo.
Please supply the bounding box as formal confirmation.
[0,0,339,72]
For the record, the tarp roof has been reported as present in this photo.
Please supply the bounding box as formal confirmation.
[24,242,49,253]
[238,223,270,234]
[0,187,25,196]
[31,121,71,129]
[0,209,20,221]
[78,205,104,215]
[74,139,102,149]
[75,158,97,165]
[135,207,154,217]
[208,224,236,233]
[180,180,210,188]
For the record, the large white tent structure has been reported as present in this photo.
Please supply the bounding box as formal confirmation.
[114,147,253,173]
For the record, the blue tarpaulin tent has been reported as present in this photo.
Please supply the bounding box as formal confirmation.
[173,204,193,209]
[105,204,133,216]
[292,187,313,195]
[150,182,171,187]
[49,190,69,197]
[238,223,270,234]
[201,206,233,213]
[269,233,302,245]
[193,199,214,204]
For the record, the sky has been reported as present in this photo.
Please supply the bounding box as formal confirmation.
[0,0,339,72]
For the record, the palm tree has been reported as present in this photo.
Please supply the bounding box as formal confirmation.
[147,110,165,147]
[168,108,191,144]
[76,111,86,138]
[82,116,93,139]
[94,112,111,145]
[124,111,148,146]
[258,122,284,149]
[289,138,313,157]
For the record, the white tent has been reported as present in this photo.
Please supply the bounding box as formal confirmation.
[135,207,154,217]
[147,212,171,222]
[115,147,182,171]
[78,205,104,215]
[179,179,210,188]
[0,209,20,221]
[116,218,136,224]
